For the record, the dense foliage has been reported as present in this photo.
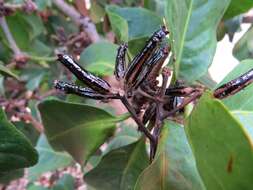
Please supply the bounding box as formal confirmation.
[1,0,253,189]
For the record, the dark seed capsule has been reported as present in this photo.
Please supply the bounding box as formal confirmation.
[142,103,156,125]
[54,80,119,100]
[148,45,171,80]
[214,68,253,99]
[115,43,128,80]
[125,26,169,87]
[57,54,111,94]
[133,46,169,89]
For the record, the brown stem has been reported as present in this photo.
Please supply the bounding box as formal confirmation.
[120,95,155,143]
[161,91,202,120]
[52,0,100,43]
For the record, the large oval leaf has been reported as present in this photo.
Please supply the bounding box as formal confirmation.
[215,59,253,111]
[165,0,230,81]
[79,42,118,76]
[232,111,253,140]
[224,0,253,20]
[135,122,205,190]
[84,139,149,190]
[0,108,38,172]
[106,5,162,41]
[38,99,121,164]
[186,92,253,190]
[28,135,73,181]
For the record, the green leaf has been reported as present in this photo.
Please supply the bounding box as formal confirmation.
[165,0,230,81]
[106,5,162,41]
[28,135,73,181]
[144,0,166,17]
[128,37,148,58]
[0,108,38,172]
[38,99,120,164]
[0,169,24,184]
[135,122,205,190]
[106,7,128,42]
[79,42,118,76]
[84,139,149,190]
[14,121,40,146]
[104,124,141,154]
[52,174,75,190]
[232,111,253,140]
[0,61,19,80]
[224,0,253,20]
[22,13,45,40]
[5,13,30,50]
[233,26,253,61]
[216,59,253,111]
[186,92,253,190]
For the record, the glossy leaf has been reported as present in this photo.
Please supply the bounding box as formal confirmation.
[14,121,40,146]
[38,99,121,164]
[79,42,118,76]
[84,139,149,190]
[28,135,73,181]
[224,0,253,20]
[216,59,253,111]
[233,26,253,61]
[0,169,24,184]
[106,5,162,41]
[22,13,45,40]
[165,0,230,81]
[135,122,205,190]
[104,124,141,154]
[0,108,38,172]
[106,7,128,42]
[186,92,253,190]
[233,111,253,140]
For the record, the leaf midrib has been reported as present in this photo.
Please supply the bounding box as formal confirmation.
[48,118,117,142]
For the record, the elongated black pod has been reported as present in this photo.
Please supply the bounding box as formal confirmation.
[214,68,253,99]
[124,26,169,87]
[142,103,156,125]
[114,43,128,80]
[57,54,111,94]
[133,46,169,89]
[54,80,119,100]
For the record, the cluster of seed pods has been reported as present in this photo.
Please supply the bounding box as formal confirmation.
[54,26,253,161]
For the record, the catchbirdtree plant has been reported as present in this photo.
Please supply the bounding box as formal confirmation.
[1,0,253,189]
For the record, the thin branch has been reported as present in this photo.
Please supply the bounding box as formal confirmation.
[161,91,202,120]
[120,95,155,143]
[52,0,100,43]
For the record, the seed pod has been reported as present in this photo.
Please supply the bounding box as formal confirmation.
[214,68,253,99]
[57,54,111,94]
[133,46,169,89]
[54,80,119,100]
[142,103,156,125]
[114,43,128,80]
[165,86,196,97]
[125,26,169,87]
